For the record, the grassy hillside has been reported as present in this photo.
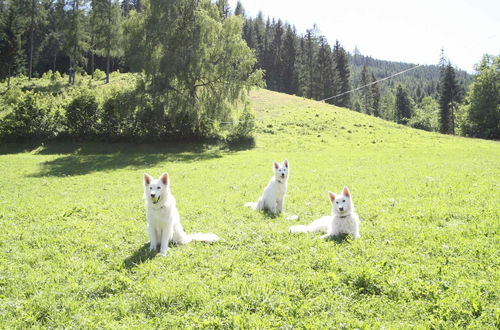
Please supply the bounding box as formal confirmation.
[0,89,498,328]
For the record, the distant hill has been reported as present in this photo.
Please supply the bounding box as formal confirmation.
[349,53,473,103]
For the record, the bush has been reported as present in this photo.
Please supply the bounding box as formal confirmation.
[93,69,106,80]
[0,91,61,141]
[65,90,100,138]
[100,90,136,139]
[227,106,256,144]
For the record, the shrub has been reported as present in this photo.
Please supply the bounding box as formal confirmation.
[65,90,100,138]
[100,90,136,139]
[0,91,61,141]
[93,69,106,80]
[227,106,256,144]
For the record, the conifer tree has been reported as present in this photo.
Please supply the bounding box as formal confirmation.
[332,40,351,108]
[371,72,381,117]
[439,61,459,134]
[395,84,413,124]
[281,25,298,95]
[360,65,373,114]
[90,0,122,83]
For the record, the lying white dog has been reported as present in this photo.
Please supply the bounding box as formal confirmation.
[290,186,360,239]
[245,160,289,214]
[144,173,219,256]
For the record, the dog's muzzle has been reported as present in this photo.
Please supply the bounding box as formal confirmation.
[151,194,161,204]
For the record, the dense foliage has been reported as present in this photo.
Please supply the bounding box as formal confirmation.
[0,0,497,140]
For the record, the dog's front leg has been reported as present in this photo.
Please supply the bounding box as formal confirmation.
[147,224,157,251]
[159,225,173,256]
[276,198,284,213]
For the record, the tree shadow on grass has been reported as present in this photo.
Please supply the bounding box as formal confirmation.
[18,141,250,177]
[123,243,157,269]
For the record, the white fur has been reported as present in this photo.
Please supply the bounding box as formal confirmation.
[244,160,289,214]
[144,173,219,256]
[290,186,360,239]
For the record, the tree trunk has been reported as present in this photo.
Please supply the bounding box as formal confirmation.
[29,0,35,80]
[91,49,94,80]
[105,0,111,84]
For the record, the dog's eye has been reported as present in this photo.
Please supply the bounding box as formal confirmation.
[342,199,346,202]
[149,187,152,190]
[157,187,161,190]
[336,201,339,204]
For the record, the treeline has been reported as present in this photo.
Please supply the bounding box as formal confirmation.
[1,0,498,140]
[232,1,497,139]
[0,0,263,141]
[238,10,352,108]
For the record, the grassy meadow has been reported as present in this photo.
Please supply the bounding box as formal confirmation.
[0,88,499,328]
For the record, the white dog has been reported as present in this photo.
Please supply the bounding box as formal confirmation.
[290,186,360,239]
[144,173,219,256]
[245,160,289,214]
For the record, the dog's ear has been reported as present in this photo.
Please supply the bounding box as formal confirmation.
[274,161,279,169]
[342,186,351,198]
[160,173,169,185]
[328,191,336,201]
[144,173,152,185]
[284,159,289,168]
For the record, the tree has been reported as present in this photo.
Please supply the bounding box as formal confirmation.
[234,0,244,16]
[135,0,263,137]
[359,65,373,114]
[332,40,351,108]
[371,72,381,117]
[0,1,25,86]
[439,61,460,134]
[63,0,89,84]
[281,25,297,95]
[90,0,122,83]
[395,84,413,124]
[463,54,499,139]
[314,36,334,101]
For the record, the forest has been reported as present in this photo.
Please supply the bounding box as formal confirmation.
[0,0,498,140]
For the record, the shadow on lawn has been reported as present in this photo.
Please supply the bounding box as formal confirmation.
[12,140,251,177]
[123,243,157,269]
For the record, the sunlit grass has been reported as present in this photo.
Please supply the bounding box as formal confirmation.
[0,88,498,328]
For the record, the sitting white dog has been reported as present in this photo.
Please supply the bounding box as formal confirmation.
[290,186,360,239]
[244,160,289,214]
[144,173,219,256]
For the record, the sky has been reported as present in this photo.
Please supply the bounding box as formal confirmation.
[228,0,500,73]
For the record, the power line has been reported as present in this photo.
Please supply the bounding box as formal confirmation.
[319,64,423,103]
[212,63,424,124]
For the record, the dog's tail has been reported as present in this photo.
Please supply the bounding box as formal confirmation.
[289,216,330,234]
[244,201,258,210]
[187,233,220,243]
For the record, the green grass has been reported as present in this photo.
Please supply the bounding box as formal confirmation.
[0,88,499,328]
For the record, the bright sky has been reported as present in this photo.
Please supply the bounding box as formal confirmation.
[228,0,500,73]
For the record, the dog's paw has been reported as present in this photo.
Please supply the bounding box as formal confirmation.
[159,248,170,257]
[289,225,307,233]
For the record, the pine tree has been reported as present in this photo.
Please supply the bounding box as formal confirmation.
[281,25,297,94]
[332,40,351,108]
[64,0,89,84]
[0,0,26,86]
[268,19,284,91]
[359,65,373,114]
[395,84,413,124]
[370,73,381,117]
[314,36,334,101]
[439,61,459,134]
[234,0,244,16]
[90,0,122,83]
